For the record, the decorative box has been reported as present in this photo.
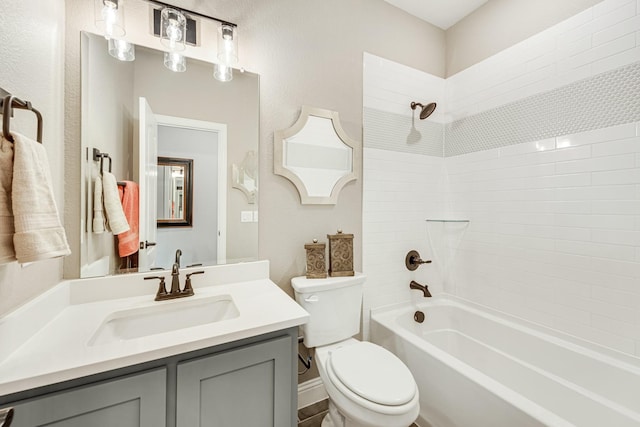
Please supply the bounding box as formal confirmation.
[327,229,354,277]
[304,239,327,279]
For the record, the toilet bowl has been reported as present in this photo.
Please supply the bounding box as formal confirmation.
[315,339,419,427]
[292,274,419,427]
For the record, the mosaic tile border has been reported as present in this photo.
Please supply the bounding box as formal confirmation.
[445,61,640,157]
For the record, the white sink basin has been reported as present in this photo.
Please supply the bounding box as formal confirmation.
[89,295,239,345]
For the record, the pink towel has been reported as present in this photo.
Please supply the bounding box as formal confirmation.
[117,181,139,257]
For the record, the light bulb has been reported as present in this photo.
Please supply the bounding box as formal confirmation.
[108,38,135,61]
[214,63,233,82]
[217,24,238,65]
[164,52,186,72]
[96,0,125,39]
[161,8,186,52]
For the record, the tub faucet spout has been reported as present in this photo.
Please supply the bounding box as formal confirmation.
[410,280,432,297]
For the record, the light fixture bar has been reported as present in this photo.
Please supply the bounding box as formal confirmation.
[145,0,237,28]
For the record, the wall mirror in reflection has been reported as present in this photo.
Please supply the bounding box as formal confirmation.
[157,157,193,227]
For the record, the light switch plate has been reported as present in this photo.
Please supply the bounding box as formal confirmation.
[241,211,253,222]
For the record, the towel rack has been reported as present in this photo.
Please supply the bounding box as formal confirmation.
[92,148,113,174]
[0,87,43,143]
[92,148,126,186]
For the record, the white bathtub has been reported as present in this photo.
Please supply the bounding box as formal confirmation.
[370,296,640,427]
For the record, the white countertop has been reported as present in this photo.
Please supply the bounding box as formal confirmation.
[0,260,308,397]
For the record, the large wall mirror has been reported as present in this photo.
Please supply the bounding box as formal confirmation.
[80,32,259,278]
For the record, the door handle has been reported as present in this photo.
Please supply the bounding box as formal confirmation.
[140,241,157,249]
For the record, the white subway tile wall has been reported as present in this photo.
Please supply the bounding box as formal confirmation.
[362,148,445,339]
[446,0,640,119]
[363,0,640,355]
[448,126,640,356]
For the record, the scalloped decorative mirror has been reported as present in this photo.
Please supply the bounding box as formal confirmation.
[274,106,359,204]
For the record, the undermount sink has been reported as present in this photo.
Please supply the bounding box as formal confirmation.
[89,295,239,346]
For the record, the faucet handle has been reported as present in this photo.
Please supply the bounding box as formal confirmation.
[183,271,205,296]
[144,276,167,300]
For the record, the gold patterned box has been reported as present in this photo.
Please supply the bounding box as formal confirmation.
[327,230,354,277]
[304,239,327,279]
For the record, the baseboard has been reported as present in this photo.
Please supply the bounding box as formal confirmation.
[297,377,328,409]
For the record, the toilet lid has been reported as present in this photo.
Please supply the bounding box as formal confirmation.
[329,342,416,406]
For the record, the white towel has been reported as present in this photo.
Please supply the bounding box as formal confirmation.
[102,171,129,235]
[0,135,15,264]
[11,132,71,263]
[92,175,105,233]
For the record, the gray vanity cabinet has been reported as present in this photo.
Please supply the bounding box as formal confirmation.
[176,335,293,427]
[9,369,166,427]
[0,329,299,427]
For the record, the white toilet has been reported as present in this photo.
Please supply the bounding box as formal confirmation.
[292,273,419,427]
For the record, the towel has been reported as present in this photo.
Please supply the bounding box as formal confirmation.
[92,175,106,233]
[117,181,139,257]
[0,135,15,264]
[11,132,70,263]
[102,171,129,235]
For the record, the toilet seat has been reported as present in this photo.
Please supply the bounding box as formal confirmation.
[326,342,418,415]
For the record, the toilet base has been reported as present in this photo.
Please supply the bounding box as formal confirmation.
[322,400,404,427]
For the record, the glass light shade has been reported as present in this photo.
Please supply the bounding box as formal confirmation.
[160,8,186,52]
[95,0,125,39]
[214,63,233,82]
[108,38,135,61]
[217,24,238,65]
[164,52,186,72]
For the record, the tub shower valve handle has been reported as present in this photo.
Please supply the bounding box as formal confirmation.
[405,250,432,271]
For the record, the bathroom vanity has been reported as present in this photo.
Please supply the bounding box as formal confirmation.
[0,261,308,427]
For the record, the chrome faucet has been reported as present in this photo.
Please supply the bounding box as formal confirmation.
[144,264,205,301]
[410,280,432,297]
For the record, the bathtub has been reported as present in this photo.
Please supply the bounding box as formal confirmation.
[370,296,640,427]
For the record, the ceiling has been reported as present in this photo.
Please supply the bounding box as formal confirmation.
[383,0,489,30]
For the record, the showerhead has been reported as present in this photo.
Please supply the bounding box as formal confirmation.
[411,102,437,120]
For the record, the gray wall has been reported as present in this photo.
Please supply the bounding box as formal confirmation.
[0,0,66,314]
[445,0,601,76]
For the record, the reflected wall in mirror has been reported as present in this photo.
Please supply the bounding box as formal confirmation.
[157,157,193,227]
[80,32,259,278]
[274,106,360,205]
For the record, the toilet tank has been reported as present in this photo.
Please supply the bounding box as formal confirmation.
[292,273,366,348]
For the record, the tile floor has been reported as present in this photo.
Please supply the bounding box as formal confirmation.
[297,399,419,427]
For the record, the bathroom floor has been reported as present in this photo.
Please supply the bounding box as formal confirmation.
[297,399,419,427]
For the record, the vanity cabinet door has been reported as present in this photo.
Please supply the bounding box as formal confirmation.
[176,335,294,427]
[9,369,166,427]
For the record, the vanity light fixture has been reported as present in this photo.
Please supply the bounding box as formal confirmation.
[96,0,240,80]
[94,0,126,39]
[108,38,135,61]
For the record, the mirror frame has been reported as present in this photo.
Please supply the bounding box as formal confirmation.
[274,106,359,205]
[157,156,194,228]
